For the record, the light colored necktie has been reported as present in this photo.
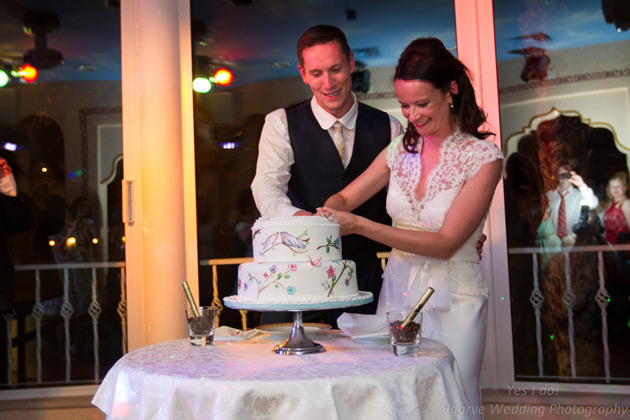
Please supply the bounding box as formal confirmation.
[331,122,346,167]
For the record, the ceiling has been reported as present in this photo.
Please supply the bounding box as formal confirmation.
[0,0,628,89]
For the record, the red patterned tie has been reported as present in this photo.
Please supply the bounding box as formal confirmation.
[557,192,567,239]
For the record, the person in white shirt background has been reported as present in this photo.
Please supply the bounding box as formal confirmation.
[544,163,599,247]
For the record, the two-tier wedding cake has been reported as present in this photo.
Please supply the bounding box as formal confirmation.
[235,216,360,304]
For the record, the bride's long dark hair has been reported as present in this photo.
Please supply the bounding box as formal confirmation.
[394,38,493,153]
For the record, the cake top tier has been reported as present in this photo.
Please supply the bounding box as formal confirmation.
[253,215,339,229]
[251,215,342,263]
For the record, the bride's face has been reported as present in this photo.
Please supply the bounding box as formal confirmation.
[395,79,455,141]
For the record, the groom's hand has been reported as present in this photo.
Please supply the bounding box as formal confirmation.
[476,234,487,259]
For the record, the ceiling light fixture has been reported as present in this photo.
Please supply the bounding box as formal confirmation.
[213,68,233,86]
[192,76,212,93]
[18,63,38,83]
[192,55,234,92]
[23,10,64,70]
[0,70,9,87]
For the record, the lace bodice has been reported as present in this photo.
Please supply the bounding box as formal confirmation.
[386,131,503,231]
[376,131,504,315]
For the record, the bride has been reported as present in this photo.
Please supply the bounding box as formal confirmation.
[322,38,503,417]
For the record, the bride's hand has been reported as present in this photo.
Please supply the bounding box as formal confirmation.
[320,206,358,236]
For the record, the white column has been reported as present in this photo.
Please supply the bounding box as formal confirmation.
[454,0,513,390]
[121,0,198,350]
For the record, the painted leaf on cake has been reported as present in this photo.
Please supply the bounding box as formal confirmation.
[318,235,341,254]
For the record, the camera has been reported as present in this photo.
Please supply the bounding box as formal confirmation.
[572,205,590,234]
[558,172,572,179]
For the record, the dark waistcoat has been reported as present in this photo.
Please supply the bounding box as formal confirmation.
[285,100,392,258]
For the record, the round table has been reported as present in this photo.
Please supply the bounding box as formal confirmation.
[92,331,471,419]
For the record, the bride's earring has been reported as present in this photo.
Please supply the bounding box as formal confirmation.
[449,102,455,112]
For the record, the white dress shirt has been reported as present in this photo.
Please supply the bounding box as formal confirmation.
[251,94,403,218]
[545,183,599,236]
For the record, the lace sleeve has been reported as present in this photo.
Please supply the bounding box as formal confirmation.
[467,139,504,181]
[385,134,405,170]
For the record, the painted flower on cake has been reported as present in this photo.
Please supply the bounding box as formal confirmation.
[247,265,296,298]
[323,261,354,297]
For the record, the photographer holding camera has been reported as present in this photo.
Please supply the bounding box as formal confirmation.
[544,163,599,247]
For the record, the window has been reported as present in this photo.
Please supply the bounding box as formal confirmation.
[1,1,124,388]
[495,0,630,384]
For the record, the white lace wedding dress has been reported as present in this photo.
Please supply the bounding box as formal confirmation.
[376,131,503,416]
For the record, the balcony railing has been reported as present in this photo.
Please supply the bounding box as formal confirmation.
[5,248,626,389]
[4,263,126,388]
[508,243,630,384]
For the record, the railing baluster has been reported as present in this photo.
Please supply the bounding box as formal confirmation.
[211,264,224,327]
[205,258,254,330]
[596,251,611,383]
[60,268,74,382]
[32,270,45,384]
[89,268,103,383]
[562,253,577,378]
[117,267,128,355]
[529,253,545,376]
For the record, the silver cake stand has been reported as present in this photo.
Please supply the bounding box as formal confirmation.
[224,291,373,355]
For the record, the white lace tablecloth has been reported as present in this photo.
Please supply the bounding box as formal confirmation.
[92,331,471,420]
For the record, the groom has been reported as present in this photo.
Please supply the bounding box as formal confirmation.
[251,25,403,321]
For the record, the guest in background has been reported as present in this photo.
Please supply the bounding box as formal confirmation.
[602,172,630,276]
[251,25,403,321]
[0,151,32,384]
[34,194,68,263]
[49,196,99,316]
[544,164,598,247]
[322,37,504,417]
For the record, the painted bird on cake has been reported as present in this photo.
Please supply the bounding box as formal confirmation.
[260,232,279,253]
[280,231,307,249]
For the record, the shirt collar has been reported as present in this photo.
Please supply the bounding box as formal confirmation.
[310,92,358,131]
[557,186,572,196]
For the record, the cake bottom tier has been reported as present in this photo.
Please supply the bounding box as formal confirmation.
[237,260,358,303]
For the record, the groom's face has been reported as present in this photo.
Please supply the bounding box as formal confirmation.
[298,41,356,119]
